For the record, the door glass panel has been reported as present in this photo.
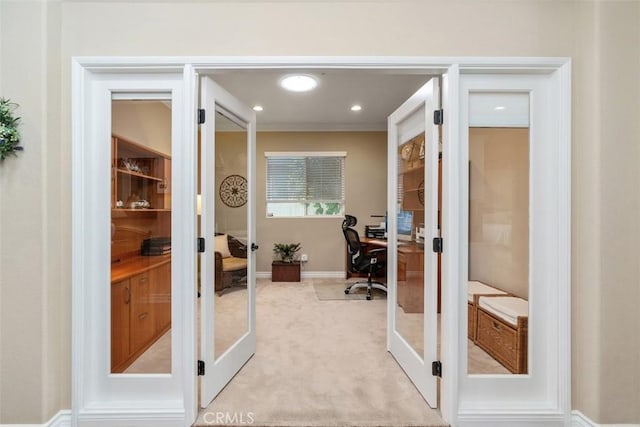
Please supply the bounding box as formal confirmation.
[213,110,249,359]
[467,92,530,375]
[394,106,427,359]
[110,99,172,374]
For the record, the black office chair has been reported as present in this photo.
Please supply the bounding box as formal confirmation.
[342,215,387,300]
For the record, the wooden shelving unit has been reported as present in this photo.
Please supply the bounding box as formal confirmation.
[110,135,172,373]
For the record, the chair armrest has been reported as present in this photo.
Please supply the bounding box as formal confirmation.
[367,248,386,255]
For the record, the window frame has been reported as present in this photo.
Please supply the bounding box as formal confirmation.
[264,151,347,218]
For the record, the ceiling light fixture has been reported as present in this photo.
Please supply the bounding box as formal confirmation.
[253,105,263,112]
[494,106,506,111]
[350,105,362,112]
[279,74,318,92]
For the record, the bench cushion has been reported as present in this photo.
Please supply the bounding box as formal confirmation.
[478,296,528,326]
[467,280,507,302]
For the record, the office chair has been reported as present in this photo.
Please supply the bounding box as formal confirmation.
[342,215,387,300]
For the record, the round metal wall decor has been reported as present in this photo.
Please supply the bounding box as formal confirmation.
[418,180,425,206]
[219,174,248,208]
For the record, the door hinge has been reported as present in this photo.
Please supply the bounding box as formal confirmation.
[432,360,442,377]
[432,237,443,253]
[197,237,205,253]
[434,109,444,125]
[251,243,260,252]
[198,108,206,124]
[197,360,205,376]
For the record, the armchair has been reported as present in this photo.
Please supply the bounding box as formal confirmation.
[214,233,248,293]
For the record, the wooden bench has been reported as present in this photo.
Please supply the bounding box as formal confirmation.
[475,295,528,374]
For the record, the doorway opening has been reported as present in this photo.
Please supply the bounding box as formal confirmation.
[194,68,445,426]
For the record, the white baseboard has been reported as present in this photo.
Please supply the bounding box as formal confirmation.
[457,414,566,426]
[0,410,71,427]
[572,410,640,427]
[256,271,346,280]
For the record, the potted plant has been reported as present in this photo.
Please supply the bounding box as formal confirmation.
[273,242,301,263]
[0,98,23,161]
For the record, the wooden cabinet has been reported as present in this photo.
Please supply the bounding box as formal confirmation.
[397,245,425,313]
[110,134,172,372]
[112,135,171,212]
[272,261,301,282]
[111,279,131,371]
[111,257,171,373]
[130,271,155,353]
[111,135,172,263]
[397,133,442,314]
[151,262,171,335]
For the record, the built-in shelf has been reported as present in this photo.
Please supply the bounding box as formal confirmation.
[116,168,164,182]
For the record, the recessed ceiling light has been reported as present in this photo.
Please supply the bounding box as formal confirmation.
[494,106,506,111]
[279,74,318,92]
[350,104,362,112]
[253,105,263,112]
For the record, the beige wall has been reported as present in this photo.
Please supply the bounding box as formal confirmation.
[112,101,172,155]
[211,131,387,272]
[0,0,639,424]
[254,132,387,273]
[214,132,249,238]
[469,128,529,299]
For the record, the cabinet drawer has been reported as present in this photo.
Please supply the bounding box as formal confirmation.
[130,272,155,351]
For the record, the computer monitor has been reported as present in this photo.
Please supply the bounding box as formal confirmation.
[397,210,414,241]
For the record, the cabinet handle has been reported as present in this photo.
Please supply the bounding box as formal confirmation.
[125,286,131,304]
[139,312,148,320]
[492,321,501,330]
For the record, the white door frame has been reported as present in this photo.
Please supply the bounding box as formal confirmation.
[71,56,570,427]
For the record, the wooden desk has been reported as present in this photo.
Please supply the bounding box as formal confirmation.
[359,239,426,314]
[397,243,424,313]
[346,238,438,314]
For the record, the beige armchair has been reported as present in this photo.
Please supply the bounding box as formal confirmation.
[214,234,248,293]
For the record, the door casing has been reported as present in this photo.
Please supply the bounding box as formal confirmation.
[71,57,571,427]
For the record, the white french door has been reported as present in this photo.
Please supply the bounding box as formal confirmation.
[387,78,440,407]
[200,76,257,407]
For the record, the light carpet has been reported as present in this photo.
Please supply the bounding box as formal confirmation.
[194,279,447,427]
[313,279,387,301]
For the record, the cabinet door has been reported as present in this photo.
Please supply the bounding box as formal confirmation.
[111,279,131,372]
[150,263,171,334]
[130,271,154,353]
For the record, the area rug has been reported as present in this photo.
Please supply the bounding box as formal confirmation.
[313,280,387,301]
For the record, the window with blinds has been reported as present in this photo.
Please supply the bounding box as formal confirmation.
[265,152,346,217]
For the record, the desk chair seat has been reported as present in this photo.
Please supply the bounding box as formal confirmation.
[342,215,387,300]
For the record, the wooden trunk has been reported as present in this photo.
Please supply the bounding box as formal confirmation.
[272,261,301,282]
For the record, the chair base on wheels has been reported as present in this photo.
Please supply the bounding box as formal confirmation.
[345,279,387,300]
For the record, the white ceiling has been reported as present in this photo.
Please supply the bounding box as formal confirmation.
[208,69,435,131]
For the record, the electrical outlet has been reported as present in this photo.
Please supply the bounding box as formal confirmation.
[300,254,308,262]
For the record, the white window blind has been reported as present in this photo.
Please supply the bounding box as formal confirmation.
[265,152,346,217]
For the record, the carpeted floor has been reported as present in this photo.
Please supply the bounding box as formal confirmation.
[124,278,508,425]
[313,279,387,301]
[194,279,448,427]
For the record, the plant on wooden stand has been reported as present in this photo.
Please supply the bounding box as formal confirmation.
[273,242,301,263]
